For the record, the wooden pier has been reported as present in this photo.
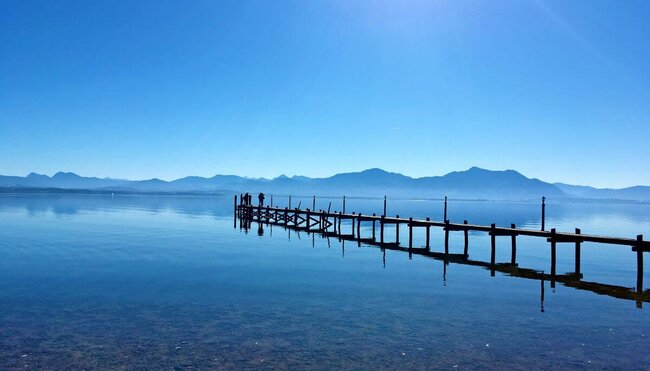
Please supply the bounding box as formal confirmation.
[235,196,650,307]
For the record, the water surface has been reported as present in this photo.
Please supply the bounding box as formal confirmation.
[1,194,649,369]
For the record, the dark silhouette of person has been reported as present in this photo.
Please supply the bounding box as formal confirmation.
[258,192,265,207]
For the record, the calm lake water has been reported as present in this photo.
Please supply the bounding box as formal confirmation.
[1,194,649,369]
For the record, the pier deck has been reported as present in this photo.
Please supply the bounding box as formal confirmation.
[235,198,649,308]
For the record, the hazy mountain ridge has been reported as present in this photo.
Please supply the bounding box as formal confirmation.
[1,168,649,201]
[554,183,650,201]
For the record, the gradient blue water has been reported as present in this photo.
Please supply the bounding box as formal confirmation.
[0,194,649,369]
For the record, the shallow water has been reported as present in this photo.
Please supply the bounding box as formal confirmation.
[0,194,649,369]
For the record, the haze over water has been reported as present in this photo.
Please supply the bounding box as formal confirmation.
[1,194,649,369]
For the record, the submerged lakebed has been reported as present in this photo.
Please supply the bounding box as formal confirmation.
[0,194,649,369]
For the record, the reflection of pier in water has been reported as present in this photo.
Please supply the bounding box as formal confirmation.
[236,200,650,308]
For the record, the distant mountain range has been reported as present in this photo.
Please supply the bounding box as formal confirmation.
[1,167,649,201]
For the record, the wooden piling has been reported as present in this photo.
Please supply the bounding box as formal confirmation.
[312,196,315,211]
[511,223,517,265]
[380,215,385,244]
[372,213,376,240]
[342,196,346,214]
[383,196,387,216]
[575,228,581,277]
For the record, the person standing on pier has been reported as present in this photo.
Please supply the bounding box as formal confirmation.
[258,192,265,207]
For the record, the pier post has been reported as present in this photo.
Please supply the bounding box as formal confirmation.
[289,195,292,209]
[444,220,450,255]
[270,195,273,207]
[490,223,496,276]
[338,212,342,233]
[463,220,469,256]
[372,213,376,240]
[351,213,355,237]
[408,217,413,249]
[380,215,385,244]
[541,196,546,231]
[637,235,644,294]
[383,196,387,216]
[343,196,346,214]
[575,228,581,277]
[550,228,557,287]
[312,196,316,211]
[234,195,237,228]
[425,217,430,250]
[511,223,517,265]
[395,215,400,244]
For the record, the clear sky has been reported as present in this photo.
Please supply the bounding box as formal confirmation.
[1,0,648,188]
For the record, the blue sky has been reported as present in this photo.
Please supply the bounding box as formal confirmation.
[1,0,648,187]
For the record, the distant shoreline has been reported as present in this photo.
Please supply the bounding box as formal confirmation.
[2,187,649,205]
